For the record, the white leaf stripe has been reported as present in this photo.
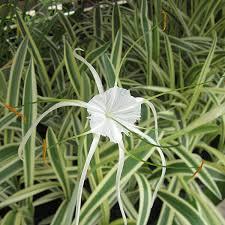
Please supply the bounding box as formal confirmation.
[135,173,152,225]
[158,190,208,225]
[47,128,71,198]
[0,182,59,208]
[22,59,37,209]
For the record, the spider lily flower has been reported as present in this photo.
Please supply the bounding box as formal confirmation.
[18,49,166,225]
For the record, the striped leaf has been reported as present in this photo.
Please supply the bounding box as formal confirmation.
[109,219,136,225]
[0,113,16,133]
[4,38,28,144]
[158,190,208,225]
[22,59,37,188]
[0,69,7,100]
[58,12,76,44]
[80,42,110,72]
[165,35,175,89]
[185,34,217,117]
[64,40,81,97]
[16,12,51,95]
[112,2,122,41]
[157,178,178,225]
[101,54,116,88]
[0,182,59,209]
[6,38,28,108]
[169,146,221,199]
[1,211,22,225]
[47,127,71,198]
[111,29,123,77]
[51,200,69,225]
[0,158,22,186]
[141,0,152,85]
[164,102,225,142]
[135,173,152,225]
[94,5,103,39]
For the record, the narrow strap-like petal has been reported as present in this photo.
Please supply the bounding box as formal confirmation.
[149,147,166,209]
[117,141,127,225]
[144,100,159,141]
[74,48,104,94]
[115,118,166,211]
[18,101,88,160]
[143,100,162,208]
[74,134,100,225]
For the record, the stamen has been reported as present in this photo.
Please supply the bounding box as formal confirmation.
[192,160,205,178]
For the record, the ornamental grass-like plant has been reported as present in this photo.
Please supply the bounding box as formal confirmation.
[18,49,166,225]
[0,1,225,225]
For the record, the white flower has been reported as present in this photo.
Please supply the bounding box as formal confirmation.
[87,87,141,143]
[18,49,166,225]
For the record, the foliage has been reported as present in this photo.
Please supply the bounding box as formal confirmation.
[0,0,225,224]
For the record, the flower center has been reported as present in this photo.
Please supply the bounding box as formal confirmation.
[105,111,114,119]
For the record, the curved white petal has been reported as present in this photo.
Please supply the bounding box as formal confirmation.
[115,118,166,210]
[144,100,159,141]
[117,141,127,225]
[149,147,166,208]
[143,100,162,208]
[74,134,100,225]
[18,101,88,160]
[74,48,104,94]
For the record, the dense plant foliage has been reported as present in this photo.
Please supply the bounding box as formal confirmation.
[0,0,225,224]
